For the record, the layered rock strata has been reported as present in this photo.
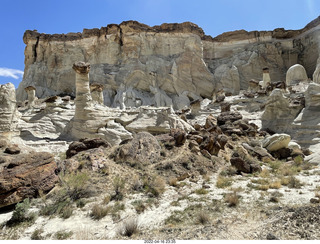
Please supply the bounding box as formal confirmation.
[17,17,320,107]
[0,83,21,138]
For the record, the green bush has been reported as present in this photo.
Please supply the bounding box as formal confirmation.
[31,229,44,240]
[111,176,125,201]
[7,198,36,226]
[54,230,73,240]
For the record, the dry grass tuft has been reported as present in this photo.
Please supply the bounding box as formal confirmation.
[216,176,233,188]
[225,191,239,207]
[119,218,139,237]
[90,204,109,220]
[269,180,281,189]
[196,211,210,225]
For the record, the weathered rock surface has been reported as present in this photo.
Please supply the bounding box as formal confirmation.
[114,132,161,164]
[262,133,291,152]
[66,138,111,158]
[261,89,303,132]
[0,152,58,208]
[0,83,21,137]
[286,64,308,86]
[17,17,320,107]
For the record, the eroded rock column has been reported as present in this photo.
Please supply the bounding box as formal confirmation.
[0,83,21,138]
[24,86,36,108]
[72,61,92,120]
[90,83,104,105]
[260,68,271,89]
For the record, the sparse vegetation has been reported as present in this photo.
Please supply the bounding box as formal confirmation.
[195,187,209,195]
[119,218,139,237]
[31,228,44,240]
[216,175,233,188]
[132,200,146,214]
[54,230,73,240]
[225,191,239,207]
[6,198,36,227]
[143,175,166,197]
[196,211,210,225]
[111,176,125,201]
[168,177,178,187]
[90,204,109,220]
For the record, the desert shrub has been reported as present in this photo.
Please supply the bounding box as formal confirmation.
[103,195,111,205]
[287,176,303,189]
[119,218,139,237]
[269,180,282,189]
[225,191,239,207]
[90,204,109,220]
[31,229,44,240]
[195,188,208,195]
[269,160,282,173]
[219,166,238,177]
[54,230,73,240]
[63,171,91,201]
[143,176,166,197]
[259,168,271,178]
[257,184,269,191]
[61,205,73,219]
[216,176,233,188]
[293,155,304,165]
[168,177,178,187]
[132,200,146,214]
[6,198,36,227]
[40,197,71,217]
[196,211,210,225]
[76,199,86,208]
[111,176,125,201]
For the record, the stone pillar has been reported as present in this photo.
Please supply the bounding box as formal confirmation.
[260,68,271,89]
[24,86,36,108]
[190,99,201,116]
[0,83,20,137]
[90,83,104,105]
[72,61,92,120]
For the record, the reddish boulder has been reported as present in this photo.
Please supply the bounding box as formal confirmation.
[66,138,110,158]
[0,152,58,208]
[170,128,187,147]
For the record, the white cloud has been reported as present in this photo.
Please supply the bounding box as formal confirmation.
[0,67,24,79]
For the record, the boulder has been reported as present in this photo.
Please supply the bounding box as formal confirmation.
[305,83,320,108]
[0,152,58,208]
[262,133,291,152]
[4,145,21,155]
[66,138,111,158]
[200,134,228,156]
[126,106,194,134]
[286,64,308,86]
[115,132,161,164]
[230,156,251,173]
[217,111,242,126]
[170,128,187,147]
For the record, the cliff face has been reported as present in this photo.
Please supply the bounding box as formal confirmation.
[17,18,320,103]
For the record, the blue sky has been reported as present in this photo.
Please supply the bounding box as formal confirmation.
[0,0,319,88]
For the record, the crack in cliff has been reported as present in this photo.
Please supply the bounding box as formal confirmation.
[119,26,124,47]
[33,36,40,62]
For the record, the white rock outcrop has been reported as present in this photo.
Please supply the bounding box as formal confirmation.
[16,18,320,105]
[286,64,308,86]
[262,133,291,152]
[0,83,21,136]
[90,83,104,105]
[24,86,37,108]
